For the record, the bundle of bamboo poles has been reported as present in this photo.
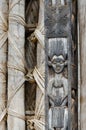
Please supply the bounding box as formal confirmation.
[0,0,45,130]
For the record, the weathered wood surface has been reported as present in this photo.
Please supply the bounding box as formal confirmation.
[0,0,8,129]
[45,0,77,130]
[47,38,68,130]
[7,0,25,130]
[78,0,86,129]
[45,0,70,38]
[52,107,64,128]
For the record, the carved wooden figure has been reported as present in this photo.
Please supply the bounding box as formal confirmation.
[47,39,68,130]
[45,0,77,130]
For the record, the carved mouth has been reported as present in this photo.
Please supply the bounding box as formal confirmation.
[53,63,64,74]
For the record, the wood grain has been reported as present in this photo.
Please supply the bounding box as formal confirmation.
[78,0,86,129]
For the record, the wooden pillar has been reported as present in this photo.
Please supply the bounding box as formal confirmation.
[45,0,77,129]
[78,0,86,129]
[0,0,8,129]
[7,0,25,130]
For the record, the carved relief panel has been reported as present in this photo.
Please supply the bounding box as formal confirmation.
[47,38,68,130]
[45,0,77,130]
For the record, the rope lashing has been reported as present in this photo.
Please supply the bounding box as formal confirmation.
[0,0,45,128]
[0,65,45,122]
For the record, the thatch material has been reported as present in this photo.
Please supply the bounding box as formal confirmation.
[0,0,8,129]
[7,0,25,130]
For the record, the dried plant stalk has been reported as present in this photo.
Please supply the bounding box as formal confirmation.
[7,0,25,130]
[0,0,8,129]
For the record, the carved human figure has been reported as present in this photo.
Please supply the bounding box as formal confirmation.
[48,55,76,130]
[48,74,68,130]
[48,55,68,130]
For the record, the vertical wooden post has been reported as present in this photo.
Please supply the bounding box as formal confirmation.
[7,0,25,130]
[78,0,86,129]
[45,0,77,129]
[0,0,8,129]
[77,1,81,129]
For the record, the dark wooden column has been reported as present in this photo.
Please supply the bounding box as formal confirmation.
[45,0,77,130]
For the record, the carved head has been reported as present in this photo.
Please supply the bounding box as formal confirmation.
[48,55,67,74]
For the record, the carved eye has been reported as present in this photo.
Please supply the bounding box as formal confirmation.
[52,60,57,64]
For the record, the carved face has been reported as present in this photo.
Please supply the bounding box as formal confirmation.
[48,55,67,74]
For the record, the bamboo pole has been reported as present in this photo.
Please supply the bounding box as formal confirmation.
[0,0,8,129]
[34,0,45,129]
[7,0,25,130]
